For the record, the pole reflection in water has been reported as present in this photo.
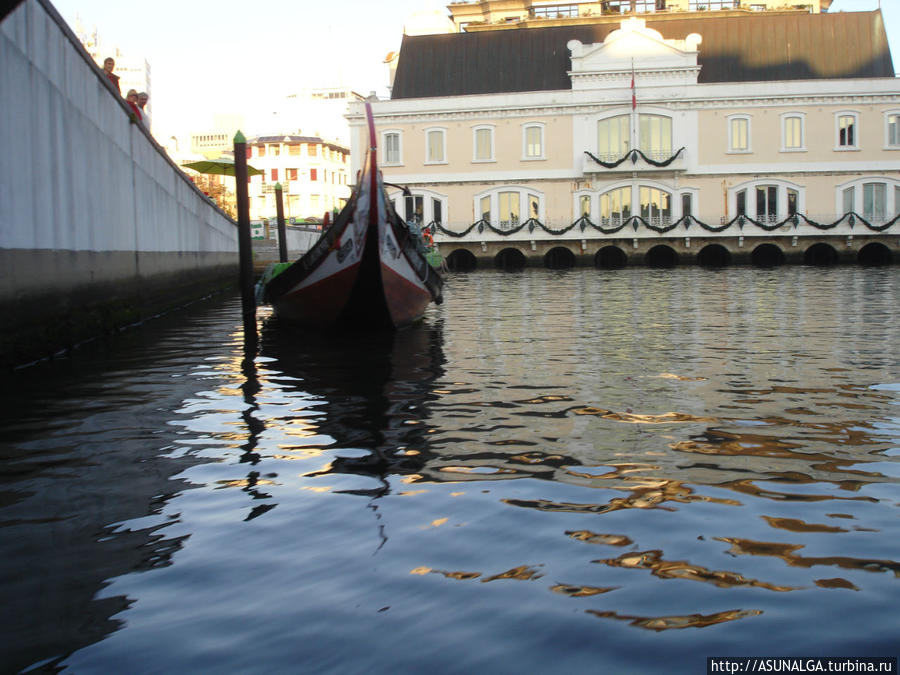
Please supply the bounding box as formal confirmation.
[1,267,898,674]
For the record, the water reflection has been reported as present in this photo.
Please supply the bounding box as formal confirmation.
[256,316,446,498]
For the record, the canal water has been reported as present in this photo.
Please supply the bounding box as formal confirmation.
[2,267,898,674]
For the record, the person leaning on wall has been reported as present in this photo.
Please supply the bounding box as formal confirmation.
[124,89,143,123]
[102,57,120,93]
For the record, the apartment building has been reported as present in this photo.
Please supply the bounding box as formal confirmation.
[246,135,351,222]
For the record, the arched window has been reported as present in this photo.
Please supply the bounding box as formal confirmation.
[599,187,631,225]
[597,115,630,161]
[474,187,544,228]
[837,177,900,223]
[389,188,448,227]
[639,114,672,159]
[640,186,672,225]
[730,180,804,222]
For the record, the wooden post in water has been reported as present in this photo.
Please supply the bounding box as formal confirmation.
[274,182,288,263]
[233,131,256,346]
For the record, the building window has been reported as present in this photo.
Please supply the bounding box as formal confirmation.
[782,114,804,151]
[681,193,693,218]
[383,131,401,165]
[756,185,778,223]
[405,194,424,226]
[308,144,318,156]
[640,187,671,225]
[533,3,578,18]
[886,113,900,148]
[425,128,446,164]
[390,189,448,227]
[728,115,750,153]
[498,191,520,229]
[310,168,318,181]
[523,124,544,160]
[271,168,278,182]
[432,198,443,225]
[836,113,858,149]
[271,145,281,157]
[690,0,738,8]
[736,189,746,216]
[476,187,543,227]
[842,187,854,214]
[597,115,630,161]
[286,168,298,181]
[639,114,672,160]
[863,182,886,221]
[580,195,591,218]
[473,126,495,162]
[599,187,631,225]
[289,144,301,156]
[787,188,798,216]
[257,145,266,157]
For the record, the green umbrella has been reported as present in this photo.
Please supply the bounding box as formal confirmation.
[183,157,263,177]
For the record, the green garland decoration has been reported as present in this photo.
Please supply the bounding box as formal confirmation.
[584,147,686,169]
[429,210,899,238]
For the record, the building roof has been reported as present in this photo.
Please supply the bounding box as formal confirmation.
[248,135,349,152]
[390,10,894,99]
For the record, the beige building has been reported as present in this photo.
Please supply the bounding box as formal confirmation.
[447,0,834,32]
[246,135,351,222]
[349,5,898,264]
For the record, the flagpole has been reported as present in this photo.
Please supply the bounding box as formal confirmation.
[630,59,636,154]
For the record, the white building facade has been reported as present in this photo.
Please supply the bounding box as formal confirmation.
[348,9,899,265]
[246,135,351,223]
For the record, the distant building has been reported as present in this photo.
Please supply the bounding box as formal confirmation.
[190,132,231,157]
[349,6,898,249]
[265,88,366,147]
[246,134,351,223]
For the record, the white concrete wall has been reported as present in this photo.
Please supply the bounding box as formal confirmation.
[0,0,241,367]
[0,0,238,255]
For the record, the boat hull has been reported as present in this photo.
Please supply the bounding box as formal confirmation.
[262,102,443,330]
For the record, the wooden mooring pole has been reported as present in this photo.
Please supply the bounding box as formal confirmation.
[233,130,256,348]
[275,182,288,263]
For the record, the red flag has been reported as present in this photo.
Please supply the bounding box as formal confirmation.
[631,62,636,110]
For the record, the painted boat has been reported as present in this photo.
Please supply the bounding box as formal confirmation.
[261,103,443,329]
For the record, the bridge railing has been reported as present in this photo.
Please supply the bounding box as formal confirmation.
[430,211,900,244]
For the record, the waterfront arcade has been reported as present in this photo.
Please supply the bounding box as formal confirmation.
[349,7,900,268]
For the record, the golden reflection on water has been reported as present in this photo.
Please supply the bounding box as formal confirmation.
[716,537,900,577]
[596,550,798,591]
[565,531,633,546]
[586,608,763,631]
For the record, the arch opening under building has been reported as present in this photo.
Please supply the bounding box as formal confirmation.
[544,246,576,269]
[595,246,627,269]
[857,242,893,266]
[445,249,477,271]
[751,243,785,267]
[804,243,839,266]
[495,247,527,270]
[646,244,679,268]
[696,244,731,268]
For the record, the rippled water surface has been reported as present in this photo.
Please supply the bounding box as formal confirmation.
[2,267,899,674]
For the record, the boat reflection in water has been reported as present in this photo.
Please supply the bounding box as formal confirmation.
[254,314,447,500]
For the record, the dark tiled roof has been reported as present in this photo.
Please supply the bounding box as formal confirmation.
[391,10,894,99]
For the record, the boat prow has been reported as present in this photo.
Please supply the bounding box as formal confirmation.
[261,103,443,330]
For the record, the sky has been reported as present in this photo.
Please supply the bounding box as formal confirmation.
[51,0,451,143]
[51,0,899,145]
